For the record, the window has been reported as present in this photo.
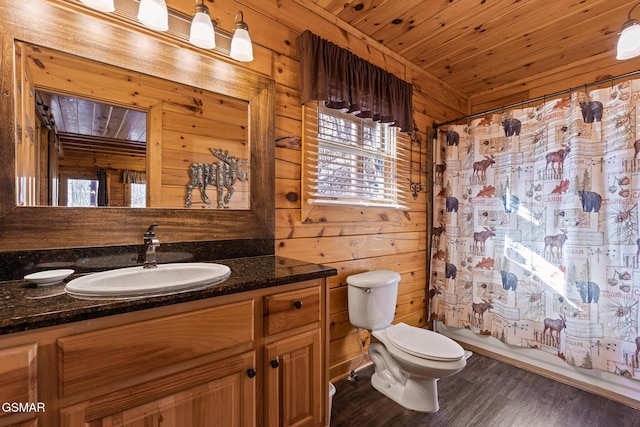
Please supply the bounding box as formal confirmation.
[303,102,408,212]
[67,179,99,207]
[130,183,146,208]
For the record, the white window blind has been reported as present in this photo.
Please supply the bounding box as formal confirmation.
[303,103,409,210]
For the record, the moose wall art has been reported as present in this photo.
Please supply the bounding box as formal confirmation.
[185,148,249,209]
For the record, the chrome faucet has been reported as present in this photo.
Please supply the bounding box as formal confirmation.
[138,223,160,269]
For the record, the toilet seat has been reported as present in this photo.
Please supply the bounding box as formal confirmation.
[384,323,465,362]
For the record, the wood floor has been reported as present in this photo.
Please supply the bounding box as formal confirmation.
[329,352,640,427]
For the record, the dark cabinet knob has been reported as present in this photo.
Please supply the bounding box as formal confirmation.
[293,300,303,309]
[247,368,257,378]
[270,359,280,369]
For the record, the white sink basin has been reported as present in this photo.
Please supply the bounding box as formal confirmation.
[65,263,231,300]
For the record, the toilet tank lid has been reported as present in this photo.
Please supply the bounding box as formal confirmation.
[347,270,401,288]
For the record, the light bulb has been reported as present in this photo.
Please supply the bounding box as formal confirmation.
[137,0,169,32]
[189,7,216,49]
[79,0,114,13]
[617,21,640,60]
[230,12,253,62]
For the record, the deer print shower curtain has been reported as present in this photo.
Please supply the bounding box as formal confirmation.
[430,80,640,380]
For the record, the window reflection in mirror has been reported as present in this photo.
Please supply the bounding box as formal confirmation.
[66,179,99,207]
[15,41,250,210]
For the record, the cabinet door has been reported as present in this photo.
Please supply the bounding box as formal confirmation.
[264,329,322,427]
[60,352,256,427]
[0,344,38,427]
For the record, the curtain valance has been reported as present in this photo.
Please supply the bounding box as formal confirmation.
[122,170,146,184]
[298,30,413,133]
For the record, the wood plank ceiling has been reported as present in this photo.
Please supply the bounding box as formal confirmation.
[310,0,636,97]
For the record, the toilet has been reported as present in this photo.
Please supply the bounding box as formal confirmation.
[347,270,471,413]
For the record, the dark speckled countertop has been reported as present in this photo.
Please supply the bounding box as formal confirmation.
[0,255,337,336]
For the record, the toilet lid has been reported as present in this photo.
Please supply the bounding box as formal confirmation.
[385,323,465,361]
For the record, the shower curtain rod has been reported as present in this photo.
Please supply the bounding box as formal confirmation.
[433,69,640,129]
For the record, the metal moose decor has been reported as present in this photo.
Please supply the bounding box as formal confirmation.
[185,148,249,208]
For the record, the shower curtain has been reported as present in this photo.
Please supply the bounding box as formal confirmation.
[430,80,640,380]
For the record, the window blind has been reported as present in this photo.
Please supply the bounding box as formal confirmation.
[303,103,409,209]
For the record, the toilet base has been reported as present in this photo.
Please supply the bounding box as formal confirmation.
[370,371,439,413]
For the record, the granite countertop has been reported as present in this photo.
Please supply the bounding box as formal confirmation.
[0,255,337,336]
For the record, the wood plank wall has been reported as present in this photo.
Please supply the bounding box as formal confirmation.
[188,0,468,381]
[227,0,638,381]
[0,0,462,380]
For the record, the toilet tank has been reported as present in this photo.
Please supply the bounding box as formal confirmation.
[347,270,401,330]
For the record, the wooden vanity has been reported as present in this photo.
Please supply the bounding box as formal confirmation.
[0,256,335,427]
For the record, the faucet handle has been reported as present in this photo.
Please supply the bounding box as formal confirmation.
[144,223,159,237]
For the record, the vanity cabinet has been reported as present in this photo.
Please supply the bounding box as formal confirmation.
[0,278,328,427]
[263,287,323,427]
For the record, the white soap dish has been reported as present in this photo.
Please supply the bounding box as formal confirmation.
[24,269,74,286]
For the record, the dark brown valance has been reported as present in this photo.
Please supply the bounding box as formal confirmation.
[298,30,413,133]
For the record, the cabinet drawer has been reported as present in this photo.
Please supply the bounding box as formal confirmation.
[264,286,320,336]
[58,300,254,398]
[0,344,37,418]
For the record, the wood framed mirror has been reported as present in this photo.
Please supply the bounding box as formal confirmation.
[16,42,252,211]
[0,0,275,251]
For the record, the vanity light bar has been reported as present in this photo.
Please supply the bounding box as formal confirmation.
[75,0,233,57]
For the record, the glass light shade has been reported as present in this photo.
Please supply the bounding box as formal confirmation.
[617,21,640,60]
[79,0,114,12]
[189,11,216,49]
[230,28,253,62]
[137,0,169,32]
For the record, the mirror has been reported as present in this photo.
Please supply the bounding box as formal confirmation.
[17,42,250,210]
[0,0,275,251]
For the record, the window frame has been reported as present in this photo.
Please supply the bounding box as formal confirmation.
[302,102,409,220]
[64,177,100,207]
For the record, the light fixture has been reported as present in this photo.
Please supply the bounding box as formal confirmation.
[189,0,216,49]
[230,11,253,62]
[137,0,169,32]
[78,0,114,12]
[617,3,640,60]
[77,0,252,62]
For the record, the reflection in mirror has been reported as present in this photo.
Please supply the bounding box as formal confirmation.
[16,41,250,210]
[36,91,147,207]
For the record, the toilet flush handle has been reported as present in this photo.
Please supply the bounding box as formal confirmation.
[361,288,373,294]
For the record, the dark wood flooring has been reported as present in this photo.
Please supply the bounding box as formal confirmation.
[329,352,640,427]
